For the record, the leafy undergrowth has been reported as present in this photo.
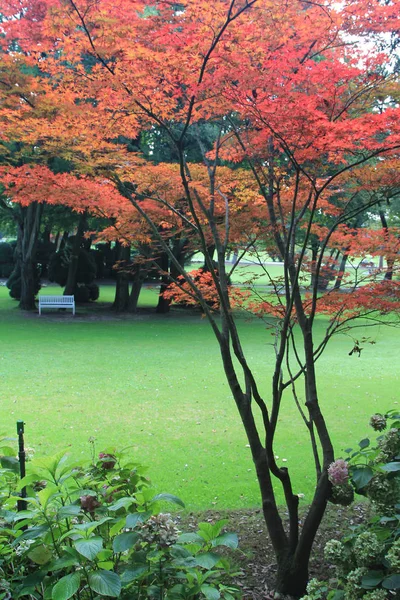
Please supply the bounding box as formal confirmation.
[181,504,370,600]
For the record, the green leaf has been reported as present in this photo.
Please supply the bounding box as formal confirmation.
[351,466,374,490]
[0,456,19,473]
[212,533,238,549]
[359,438,370,449]
[151,493,185,508]
[382,574,400,590]
[88,570,121,597]
[126,511,151,529]
[201,585,220,600]
[361,571,384,588]
[381,462,400,472]
[74,536,103,560]
[49,556,79,571]
[195,552,221,569]
[198,520,228,542]
[27,545,53,565]
[120,565,147,585]
[52,573,81,600]
[107,497,136,512]
[178,532,204,544]
[113,532,140,553]
[57,505,81,520]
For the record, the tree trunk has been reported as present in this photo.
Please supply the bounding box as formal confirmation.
[64,212,87,296]
[334,251,349,290]
[128,264,146,313]
[156,252,170,313]
[18,203,44,310]
[59,230,69,251]
[113,243,131,311]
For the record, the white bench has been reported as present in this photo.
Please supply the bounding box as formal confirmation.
[38,295,75,316]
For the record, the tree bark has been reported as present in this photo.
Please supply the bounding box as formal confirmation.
[18,203,44,310]
[128,264,146,312]
[64,211,87,295]
[113,243,131,311]
[156,251,171,313]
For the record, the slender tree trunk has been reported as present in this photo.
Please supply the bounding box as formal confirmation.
[156,252,170,313]
[113,243,131,311]
[59,230,69,251]
[64,212,87,296]
[334,251,349,290]
[379,210,394,281]
[18,203,44,310]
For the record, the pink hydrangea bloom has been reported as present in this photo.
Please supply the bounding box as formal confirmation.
[328,459,349,486]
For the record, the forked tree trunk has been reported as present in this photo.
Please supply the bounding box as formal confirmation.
[128,265,146,313]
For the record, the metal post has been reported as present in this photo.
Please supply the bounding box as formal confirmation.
[17,420,27,512]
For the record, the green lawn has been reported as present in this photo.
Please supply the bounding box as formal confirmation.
[0,283,399,511]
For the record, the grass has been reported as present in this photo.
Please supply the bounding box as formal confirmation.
[1,283,399,511]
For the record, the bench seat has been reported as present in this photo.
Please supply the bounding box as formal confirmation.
[38,295,75,315]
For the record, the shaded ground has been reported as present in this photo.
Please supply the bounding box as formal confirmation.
[181,504,369,599]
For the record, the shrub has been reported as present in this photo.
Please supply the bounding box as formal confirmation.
[301,410,400,600]
[0,242,14,278]
[0,441,240,600]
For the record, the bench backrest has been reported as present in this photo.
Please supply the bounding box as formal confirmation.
[39,295,75,304]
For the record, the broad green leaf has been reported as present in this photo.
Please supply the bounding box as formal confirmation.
[351,466,374,490]
[110,518,126,537]
[382,574,400,589]
[57,505,81,520]
[16,474,43,491]
[107,497,136,512]
[361,571,384,588]
[198,520,228,542]
[201,585,220,600]
[177,532,204,544]
[126,511,151,529]
[27,545,53,565]
[151,493,185,508]
[49,556,79,571]
[212,533,238,549]
[359,438,370,449]
[74,536,103,560]
[0,456,19,473]
[120,565,147,584]
[381,462,400,472]
[195,552,221,569]
[37,485,59,509]
[113,532,140,553]
[52,572,81,600]
[0,445,17,456]
[88,570,121,597]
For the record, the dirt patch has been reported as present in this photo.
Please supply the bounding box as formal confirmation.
[179,504,369,600]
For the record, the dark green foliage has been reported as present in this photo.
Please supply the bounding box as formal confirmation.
[48,245,97,287]
[0,439,240,600]
[0,242,14,278]
[87,282,100,301]
[6,263,41,300]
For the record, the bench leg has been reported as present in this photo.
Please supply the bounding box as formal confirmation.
[39,306,41,316]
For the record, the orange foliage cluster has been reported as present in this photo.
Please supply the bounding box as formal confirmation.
[0,0,400,317]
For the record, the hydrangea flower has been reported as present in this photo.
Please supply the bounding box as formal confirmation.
[369,413,387,432]
[328,459,349,486]
[140,513,180,547]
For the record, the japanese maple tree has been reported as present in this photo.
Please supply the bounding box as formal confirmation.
[2,0,400,595]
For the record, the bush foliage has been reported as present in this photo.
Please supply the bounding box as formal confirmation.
[0,440,240,600]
